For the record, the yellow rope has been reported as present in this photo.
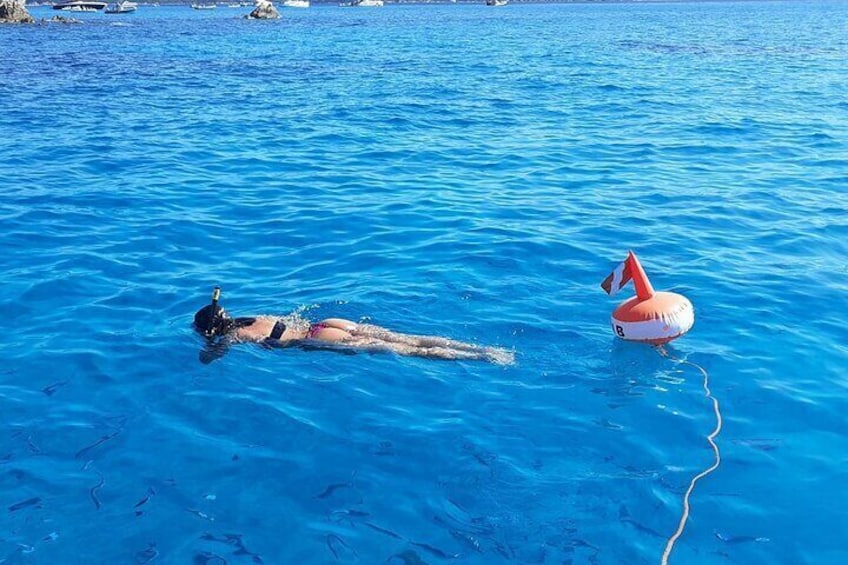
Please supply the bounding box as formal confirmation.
[659,348,723,565]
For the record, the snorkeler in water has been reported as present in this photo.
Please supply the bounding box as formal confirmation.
[193,288,513,364]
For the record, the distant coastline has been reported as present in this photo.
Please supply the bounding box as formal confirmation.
[25,0,785,5]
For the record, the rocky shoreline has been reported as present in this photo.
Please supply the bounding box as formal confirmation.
[1,0,285,23]
[247,0,279,19]
[0,0,35,23]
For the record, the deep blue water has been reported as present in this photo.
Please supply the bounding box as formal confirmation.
[2,1,848,563]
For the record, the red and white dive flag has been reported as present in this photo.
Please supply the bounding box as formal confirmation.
[600,255,634,296]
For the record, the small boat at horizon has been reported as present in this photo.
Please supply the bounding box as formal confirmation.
[485,0,508,6]
[281,0,309,7]
[52,0,108,10]
[190,2,217,8]
[104,0,137,13]
[340,0,383,6]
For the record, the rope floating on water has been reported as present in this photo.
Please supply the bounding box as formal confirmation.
[658,348,723,565]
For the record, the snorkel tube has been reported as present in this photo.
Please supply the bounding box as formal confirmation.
[195,286,229,339]
[195,286,230,364]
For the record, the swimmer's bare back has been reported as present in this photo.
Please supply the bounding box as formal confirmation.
[232,317,354,343]
[234,317,514,364]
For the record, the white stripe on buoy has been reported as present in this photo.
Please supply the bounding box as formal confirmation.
[611,296,694,343]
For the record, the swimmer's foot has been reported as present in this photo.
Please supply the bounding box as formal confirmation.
[484,347,515,366]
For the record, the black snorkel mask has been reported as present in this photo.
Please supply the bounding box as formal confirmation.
[195,286,234,340]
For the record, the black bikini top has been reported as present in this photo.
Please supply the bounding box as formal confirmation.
[230,317,285,340]
[268,319,286,340]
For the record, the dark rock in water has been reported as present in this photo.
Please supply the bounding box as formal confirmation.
[47,15,84,24]
[0,0,35,23]
[246,0,279,20]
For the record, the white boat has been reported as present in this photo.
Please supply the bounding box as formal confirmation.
[190,2,217,8]
[52,0,108,10]
[105,0,137,12]
[281,0,309,7]
[485,0,508,5]
[340,0,382,6]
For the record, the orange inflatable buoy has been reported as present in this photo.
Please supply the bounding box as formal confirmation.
[600,251,694,344]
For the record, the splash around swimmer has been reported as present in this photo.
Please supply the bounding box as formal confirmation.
[193,287,514,365]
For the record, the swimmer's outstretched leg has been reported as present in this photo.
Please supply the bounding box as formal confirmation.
[318,320,513,364]
[344,337,513,364]
[390,332,514,364]
[350,323,489,352]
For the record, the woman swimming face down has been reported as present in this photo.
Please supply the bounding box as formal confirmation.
[193,288,514,364]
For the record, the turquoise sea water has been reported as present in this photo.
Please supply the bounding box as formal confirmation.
[2,1,848,563]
